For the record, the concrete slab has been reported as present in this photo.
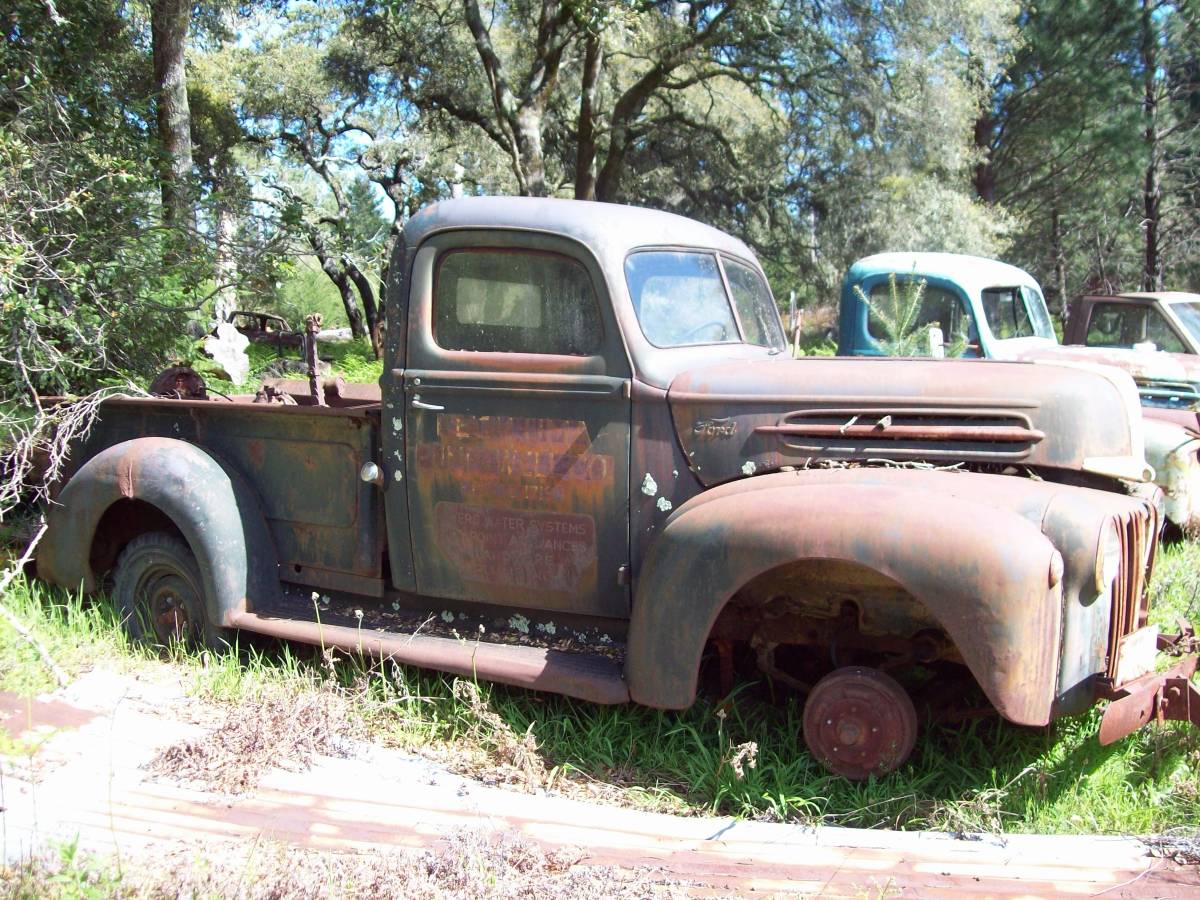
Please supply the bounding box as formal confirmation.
[1,670,1196,897]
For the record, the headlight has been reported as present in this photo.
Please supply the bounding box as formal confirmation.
[1095,519,1122,593]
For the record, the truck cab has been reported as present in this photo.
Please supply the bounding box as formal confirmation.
[37,200,1199,780]
[1067,292,1200,357]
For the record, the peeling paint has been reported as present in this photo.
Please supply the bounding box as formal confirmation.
[641,473,658,496]
[393,470,403,482]
[656,496,673,512]
[392,417,403,432]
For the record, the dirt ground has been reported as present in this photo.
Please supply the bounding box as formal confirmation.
[2,669,1198,898]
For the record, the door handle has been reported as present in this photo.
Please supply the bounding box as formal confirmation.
[411,395,445,411]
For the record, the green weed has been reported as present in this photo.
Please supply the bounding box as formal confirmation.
[2,545,1198,834]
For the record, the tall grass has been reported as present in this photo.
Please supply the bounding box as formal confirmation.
[2,543,1199,835]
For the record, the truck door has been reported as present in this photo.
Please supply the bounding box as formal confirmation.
[403,231,632,618]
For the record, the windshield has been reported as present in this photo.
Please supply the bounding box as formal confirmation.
[625,250,786,350]
[1169,301,1200,342]
[980,285,1055,340]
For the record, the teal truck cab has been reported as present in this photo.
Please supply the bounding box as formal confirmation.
[839,252,1200,530]
[36,200,1198,779]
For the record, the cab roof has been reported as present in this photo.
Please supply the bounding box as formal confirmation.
[847,252,1042,298]
[1095,291,1200,304]
[403,196,755,264]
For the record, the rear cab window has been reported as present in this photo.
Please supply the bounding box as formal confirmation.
[1086,302,1185,353]
[434,249,602,356]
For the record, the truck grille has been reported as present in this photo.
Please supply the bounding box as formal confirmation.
[1136,379,1200,410]
[755,407,1044,462]
[1105,505,1158,682]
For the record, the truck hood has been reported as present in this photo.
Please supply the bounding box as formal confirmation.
[1002,341,1200,406]
[668,356,1150,487]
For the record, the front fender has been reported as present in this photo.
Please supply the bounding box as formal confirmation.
[1142,417,1200,529]
[627,477,1062,725]
[37,437,281,626]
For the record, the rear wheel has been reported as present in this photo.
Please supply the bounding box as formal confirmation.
[113,532,222,649]
[802,666,918,780]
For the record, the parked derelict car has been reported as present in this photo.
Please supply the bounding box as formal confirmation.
[838,252,1200,531]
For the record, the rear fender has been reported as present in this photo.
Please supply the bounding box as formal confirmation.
[37,437,281,626]
[627,480,1062,725]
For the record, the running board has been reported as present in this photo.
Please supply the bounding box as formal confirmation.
[228,611,630,705]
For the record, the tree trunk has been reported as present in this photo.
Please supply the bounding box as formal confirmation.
[1051,206,1069,325]
[213,195,238,326]
[1140,0,1163,291]
[972,113,996,204]
[312,238,366,339]
[345,259,381,357]
[151,0,194,230]
[514,107,547,197]
[331,270,366,340]
[574,33,602,201]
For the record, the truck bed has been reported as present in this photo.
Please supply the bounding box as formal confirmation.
[77,387,385,597]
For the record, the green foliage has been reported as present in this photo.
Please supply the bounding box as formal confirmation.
[276,257,350,328]
[321,339,385,383]
[0,0,210,401]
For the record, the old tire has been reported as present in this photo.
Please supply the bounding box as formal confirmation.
[113,533,223,650]
[802,666,918,780]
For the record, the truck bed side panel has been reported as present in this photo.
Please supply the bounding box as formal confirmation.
[77,400,383,592]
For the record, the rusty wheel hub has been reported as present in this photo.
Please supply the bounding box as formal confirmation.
[141,572,195,646]
[802,666,918,780]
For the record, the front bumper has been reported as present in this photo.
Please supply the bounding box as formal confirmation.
[1098,622,1200,744]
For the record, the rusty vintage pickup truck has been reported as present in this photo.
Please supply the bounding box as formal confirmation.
[37,198,1198,779]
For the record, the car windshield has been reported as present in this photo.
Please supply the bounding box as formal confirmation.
[1169,301,1200,342]
[980,285,1055,340]
[624,250,786,350]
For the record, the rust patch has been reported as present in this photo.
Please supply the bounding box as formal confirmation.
[0,692,97,743]
[246,438,266,469]
[118,457,134,498]
[435,503,596,593]
[417,415,615,507]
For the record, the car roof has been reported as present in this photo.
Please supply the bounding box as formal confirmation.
[847,252,1041,297]
[1093,291,1200,304]
[403,196,755,264]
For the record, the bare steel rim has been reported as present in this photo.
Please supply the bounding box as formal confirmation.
[114,533,227,652]
[133,562,201,647]
[802,666,918,780]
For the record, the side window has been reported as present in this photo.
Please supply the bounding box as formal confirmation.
[1144,309,1185,353]
[434,249,602,355]
[724,258,787,349]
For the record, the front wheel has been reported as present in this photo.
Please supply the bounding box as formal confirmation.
[802,666,918,780]
[113,532,224,650]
